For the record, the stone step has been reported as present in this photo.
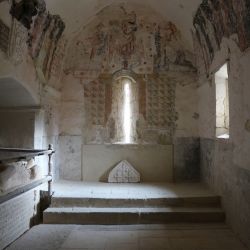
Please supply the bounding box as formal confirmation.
[43,207,225,225]
[50,196,221,208]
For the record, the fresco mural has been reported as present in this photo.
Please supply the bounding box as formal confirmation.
[82,72,186,145]
[194,0,250,75]
[8,0,65,83]
[64,3,197,145]
[146,76,176,129]
[27,3,65,82]
[84,79,106,126]
[64,4,195,80]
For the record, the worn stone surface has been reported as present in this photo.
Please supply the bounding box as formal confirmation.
[58,136,82,181]
[0,111,35,148]
[174,137,200,182]
[82,144,173,182]
[6,224,249,250]
[0,184,47,250]
[200,139,250,249]
[198,40,250,248]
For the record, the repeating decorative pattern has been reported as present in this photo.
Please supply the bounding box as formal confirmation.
[146,76,176,129]
[84,80,106,126]
[0,19,10,54]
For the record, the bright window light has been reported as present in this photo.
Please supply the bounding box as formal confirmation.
[215,63,230,139]
[123,78,132,144]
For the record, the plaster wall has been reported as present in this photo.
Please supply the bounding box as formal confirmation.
[0,0,65,180]
[0,184,47,250]
[58,71,199,182]
[82,145,173,182]
[58,3,199,182]
[0,111,35,148]
[198,40,250,248]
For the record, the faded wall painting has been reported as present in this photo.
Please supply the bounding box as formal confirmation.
[194,0,250,74]
[64,3,197,145]
[83,72,190,145]
[64,3,195,79]
[7,0,66,84]
[27,1,65,83]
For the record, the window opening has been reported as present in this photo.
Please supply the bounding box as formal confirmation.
[123,78,132,143]
[215,63,229,139]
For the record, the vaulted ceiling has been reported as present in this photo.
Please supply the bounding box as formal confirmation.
[46,0,202,50]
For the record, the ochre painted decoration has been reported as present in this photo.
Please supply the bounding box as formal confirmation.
[64,3,196,80]
[27,9,65,81]
[193,0,250,75]
[8,0,65,82]
[146,76,176,129]
[64,3,196,145]
[84,79,106,126]
[108,160,140,183]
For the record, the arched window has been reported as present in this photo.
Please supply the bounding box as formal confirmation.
[111,72,138,144]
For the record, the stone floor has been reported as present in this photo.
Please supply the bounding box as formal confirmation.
[6,224,249,250]
[52,181,217,199]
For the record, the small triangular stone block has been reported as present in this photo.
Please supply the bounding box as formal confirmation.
[108,160,140,183]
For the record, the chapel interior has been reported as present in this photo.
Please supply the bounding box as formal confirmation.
[0,0,250,249]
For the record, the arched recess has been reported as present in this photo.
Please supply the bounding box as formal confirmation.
[0,77,43,149]
[0,77,39,107]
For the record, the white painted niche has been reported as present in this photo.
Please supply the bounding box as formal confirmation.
[215,63,230,139]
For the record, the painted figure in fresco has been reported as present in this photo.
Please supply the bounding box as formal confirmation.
[107,20,120,65]
[89,23,108,60]
[120,8,137,60]
[165,22,178,42]
[160,22,179,69]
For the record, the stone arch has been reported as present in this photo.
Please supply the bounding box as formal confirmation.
[0,77,39,107]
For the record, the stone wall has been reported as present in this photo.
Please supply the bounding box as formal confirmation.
[81,144,173,182]
[196,18,250,250]
[0,111,36,148]
[200,139,250,248]
[0,1,64,181]
[58,3,199,181]
[193,1,250,246]
[174,137,200,182]
[0,184,47,249]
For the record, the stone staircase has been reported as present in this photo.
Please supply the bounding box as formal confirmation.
[43,195,225,224]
